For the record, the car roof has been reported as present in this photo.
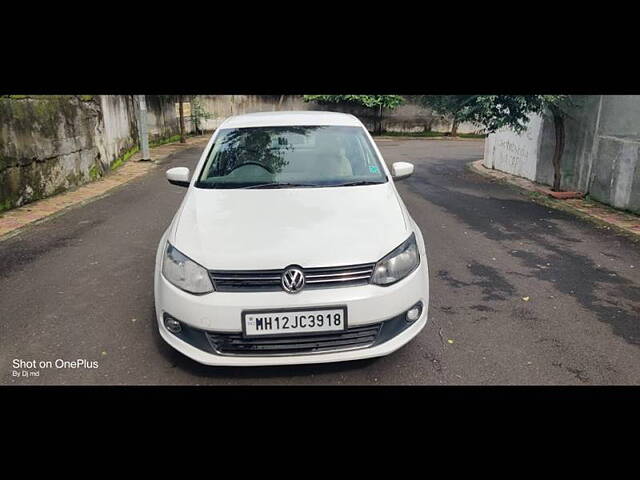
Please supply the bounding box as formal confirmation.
[220,111,363,129]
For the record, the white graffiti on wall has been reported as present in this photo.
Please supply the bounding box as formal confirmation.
[495,138,529,171]
[483,114,542,181]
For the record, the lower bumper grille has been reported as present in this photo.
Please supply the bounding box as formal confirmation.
[206,323,382,356]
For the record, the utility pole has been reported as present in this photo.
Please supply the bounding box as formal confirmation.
[179,95,186,143]
[137,95,151,161]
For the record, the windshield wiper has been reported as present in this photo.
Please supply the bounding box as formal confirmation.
[328,180,386,187]
[242,182,321,189]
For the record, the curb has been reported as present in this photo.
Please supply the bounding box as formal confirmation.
[467,159,640,243]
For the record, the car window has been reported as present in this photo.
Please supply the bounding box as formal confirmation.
[195,125,387,189]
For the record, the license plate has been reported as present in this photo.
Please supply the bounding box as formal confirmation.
[242,306,347,337]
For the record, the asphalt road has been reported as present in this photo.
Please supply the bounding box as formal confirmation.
[2,138,640,385]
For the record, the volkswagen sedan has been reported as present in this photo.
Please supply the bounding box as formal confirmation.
[154,111,429,366]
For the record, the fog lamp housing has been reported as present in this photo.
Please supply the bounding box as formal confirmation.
[406,302,423,322]
[164,314,182,334]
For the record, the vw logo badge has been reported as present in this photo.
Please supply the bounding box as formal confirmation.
[281,267,305,294]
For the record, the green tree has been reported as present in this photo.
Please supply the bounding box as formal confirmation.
[303,95,405,135]
[422,95,569,190]
[458,95,569,191]
[191,97,213,135]
[417,95,477,137]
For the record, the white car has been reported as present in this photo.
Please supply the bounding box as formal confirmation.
[154,111,429,366]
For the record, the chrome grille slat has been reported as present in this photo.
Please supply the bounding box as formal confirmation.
[306,274,372,284]
[304,263,374,272]
[209,263,375,292]
[212,276,282,281]
[305,269,373,278]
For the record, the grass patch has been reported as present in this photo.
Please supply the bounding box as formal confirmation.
[0,198,13,213]
[150,134,182,147]
[89,164,103,181]
[376,131,445,137]
[109,134,188,170]
[110,134,190,170]
[111,145,140,171]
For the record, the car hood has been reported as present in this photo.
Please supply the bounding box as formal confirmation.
[171,183,410,270]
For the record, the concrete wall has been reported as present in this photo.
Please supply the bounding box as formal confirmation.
[0,94,482,213]
[483,95,640,214]
[145,95,193,143]
[0,95,184,212]
[195,95,483,134]
[98,95,139,170]
[483,114,544,181]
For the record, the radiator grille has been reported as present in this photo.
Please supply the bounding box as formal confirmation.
[206,322,382,356]
[210,263,375,292]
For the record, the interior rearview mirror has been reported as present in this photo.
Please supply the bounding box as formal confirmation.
[391,162,414,180]
[166,167,190,187]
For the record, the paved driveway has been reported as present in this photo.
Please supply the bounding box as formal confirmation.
[2,138,639,384]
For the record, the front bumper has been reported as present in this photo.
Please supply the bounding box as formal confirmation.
[154,261,429,366]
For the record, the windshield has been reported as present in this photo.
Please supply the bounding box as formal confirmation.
[195,125,388,189]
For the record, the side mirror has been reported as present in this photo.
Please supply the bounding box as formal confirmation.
[166,167,190,187]
[391,162,414,180]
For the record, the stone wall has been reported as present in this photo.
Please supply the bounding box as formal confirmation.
[0,96,104,211]
[0,95,183,212]
[483,95,640,214]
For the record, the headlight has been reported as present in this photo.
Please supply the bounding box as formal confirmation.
[162,243,214,294]
[371,233,420,286]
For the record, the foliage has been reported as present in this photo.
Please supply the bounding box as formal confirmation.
[418,95,475,119]
[457,95,569,133]
[89,163,103,181]
[150,134,181,147]
[451,95,571,192]
[419,95,569,134]
[303,95,405,109]
[303,95,405,134]
[190,97,213,134]
[417,95,477,135]
[110,145,140,171]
